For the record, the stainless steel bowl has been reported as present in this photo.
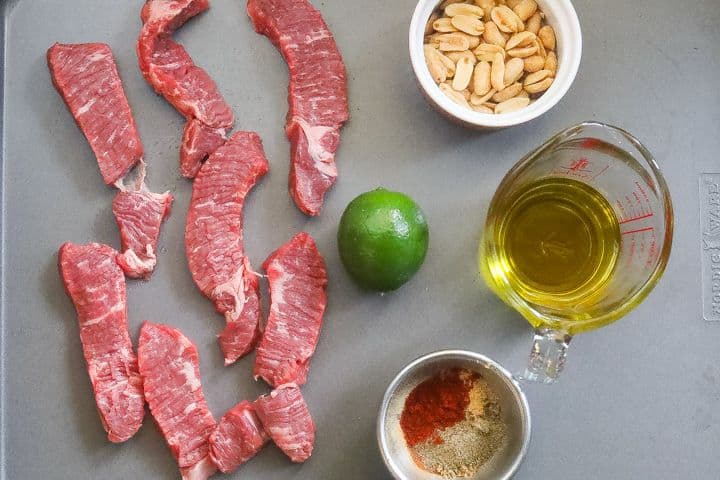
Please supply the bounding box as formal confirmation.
[378,350,531,480]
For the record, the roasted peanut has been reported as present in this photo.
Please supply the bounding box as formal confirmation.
[440,82,471,108]
[446,50,476,65]
[473,43,506,62]
[451,15,485,35]
[425,45,448,83]
[513,0,537,21]
[434,32,471,51]
[470,88,497,105]
[503,57,525,85]
[457,32,482,49]
[524,69,553,93]
[492,82,523,102]
[472,104,494,114]
[523,55,545,72]
[491,6,524,33]
[446,51,463,62]
[507,44,538,58]
[525,12,542,34]
[474,0,496,19]
[495,96,530,113]
[490,52,506,91]
[453,55,475,91]
[505,31,536,51]
[544,51,558,74]
[538,25,556,50]
[523,69,552,85]
[525,77,553,93]
[436,50,457,77]
[433,17,458,33]
[473,61,492,95]
[445,3,485,18]
[482,21,507,47]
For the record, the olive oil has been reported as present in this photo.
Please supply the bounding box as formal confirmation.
[481,177,621,328]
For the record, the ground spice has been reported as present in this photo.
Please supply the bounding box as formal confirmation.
[401,369,506,478]
[400,368,476,447]
[414,415,505,478]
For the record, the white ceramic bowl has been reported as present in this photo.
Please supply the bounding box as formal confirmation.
[409,0,582,128]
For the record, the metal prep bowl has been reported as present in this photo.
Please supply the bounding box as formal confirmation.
[377,350,531,480]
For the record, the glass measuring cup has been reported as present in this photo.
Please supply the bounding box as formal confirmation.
[479,122,673,383]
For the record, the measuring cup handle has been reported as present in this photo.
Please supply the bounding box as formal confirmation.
[522,328,572,384]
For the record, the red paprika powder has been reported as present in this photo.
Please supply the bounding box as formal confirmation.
[399,368,476,447]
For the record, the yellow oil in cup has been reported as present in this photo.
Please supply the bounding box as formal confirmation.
[491,177,621,311]
[479,122,673,383]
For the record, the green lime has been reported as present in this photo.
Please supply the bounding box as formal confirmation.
[338,188,429,291]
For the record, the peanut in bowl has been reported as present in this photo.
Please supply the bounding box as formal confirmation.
[409,0,582,128]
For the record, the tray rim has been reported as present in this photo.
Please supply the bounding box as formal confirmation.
[0,2,7,478]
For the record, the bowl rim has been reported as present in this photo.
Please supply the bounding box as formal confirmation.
[377,349,532,480]
[409,0,583,127]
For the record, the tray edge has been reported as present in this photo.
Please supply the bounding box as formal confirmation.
[0,3,8,479]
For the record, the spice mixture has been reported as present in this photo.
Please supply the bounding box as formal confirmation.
[400,368,506,478]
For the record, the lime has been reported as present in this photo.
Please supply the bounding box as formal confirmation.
[338,188,429,291]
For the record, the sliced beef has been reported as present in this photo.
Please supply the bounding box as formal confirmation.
[185,131,269,365]
[48,43,143,185]
[138,0,234,177]
[49,44,171,278]
[138,322,217,480]
[247,0,349,216]
[138,35,232,130]
[58,242,144,443]
[254,384,315,463]
[209,401,268,473]
[181,119,227,178]
[113,179,173,279]
[254,232,327,387]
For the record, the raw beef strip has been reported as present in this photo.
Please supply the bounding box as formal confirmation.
[138,322,217,480]
[181,119,227,178]
[113,173,174,279]
[209,401,268,473]
[254,384,315,463]
[247,0,349,216]
[48,43,143,185]
[186,131,269,365]
[138,34,232,133]
[254,232,327,387]
[58,242,144,443]
[138,0,234,177]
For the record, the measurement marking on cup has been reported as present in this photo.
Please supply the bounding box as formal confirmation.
[622,227,654,235]
[700,174,720,322]
[568,158,589,171]
[553,158,609,181]
[619,212,654,224]
[590,164,610,181]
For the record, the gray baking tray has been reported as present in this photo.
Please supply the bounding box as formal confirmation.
[1,0,719,478]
